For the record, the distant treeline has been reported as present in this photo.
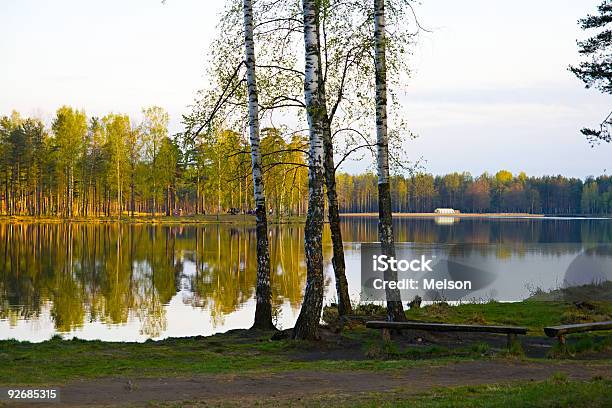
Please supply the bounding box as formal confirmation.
[0,108,309,217]
[1,109,609,217]
[336,171,610,215]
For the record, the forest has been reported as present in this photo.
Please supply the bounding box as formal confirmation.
[1,109,610,217]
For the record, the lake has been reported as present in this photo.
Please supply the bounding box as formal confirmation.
[2,216,612,342]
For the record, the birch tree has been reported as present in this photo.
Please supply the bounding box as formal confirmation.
[315,2,355,316]
[292,0,326,340]
[52,106,87,217]
[184,0,421,330]
[374,0,405,321]
[102,114,130,217]
[243,0,274,330]
[142,106,169,214]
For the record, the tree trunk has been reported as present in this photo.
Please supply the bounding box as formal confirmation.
[116,158,121,218]
[195,170,200,215]
[130,165,135,217]
[69,166,74,217]
[314,9,352,317]
[293,0,326,340]
[322,122,352,316]
[243,0,275,330]
[166,185,171,216]
[374,0,405,322]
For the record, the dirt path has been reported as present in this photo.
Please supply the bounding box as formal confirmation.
[16,360,611,407]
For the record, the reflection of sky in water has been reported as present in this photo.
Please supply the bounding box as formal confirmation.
[2,262,308,343]
[2,217,612,342]
[350,244,607,303]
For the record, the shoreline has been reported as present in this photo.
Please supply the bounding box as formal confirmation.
[1,212,607,225]
[0,214,297,225]
[340,212,545,218]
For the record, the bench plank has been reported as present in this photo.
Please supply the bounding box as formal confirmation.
[544,321,612,337]
[365,321,527,335]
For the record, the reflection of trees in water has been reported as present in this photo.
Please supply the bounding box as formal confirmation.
[581,221,612,244]
[0,222,316,334]
[0,223,178,336]
[50,223,85,331]
[341,217,612,247]
[2,218,612,336]
[342,218,612,265]
[189,225,255,325]
[0,224,44,322]
[188,225,310,326]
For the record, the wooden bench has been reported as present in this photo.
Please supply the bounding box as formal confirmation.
[365,321,527,349]
[544,321,612,346]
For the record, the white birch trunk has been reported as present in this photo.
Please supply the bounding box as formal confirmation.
[243,0,274,330]
[374,0,405,321]
[374,0,390,187]
[293,0,326,340]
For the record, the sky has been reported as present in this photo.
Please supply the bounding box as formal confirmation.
[1,0,610,178]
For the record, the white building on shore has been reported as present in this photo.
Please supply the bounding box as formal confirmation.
[434,208,458,214]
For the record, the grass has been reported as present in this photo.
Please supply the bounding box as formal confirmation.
[402,300,612,334]
[0,331,473,385]
[2,300,610,385]
[363,377,610,407]
[527,281,612,303]
[548,334,612,357]
[356,378,612,408]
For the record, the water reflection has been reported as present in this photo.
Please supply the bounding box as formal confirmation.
[434,217,459,225]
[1,217,612,341]
[0,223,318,340]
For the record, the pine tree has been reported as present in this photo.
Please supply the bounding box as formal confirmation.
[570,1,612,143]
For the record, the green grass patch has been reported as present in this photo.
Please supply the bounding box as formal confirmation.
[404,300,612,334]
[548,333,612,358]
[0,333,472,385]
[3,300,611,385]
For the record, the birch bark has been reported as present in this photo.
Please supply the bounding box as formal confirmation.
[314,5,352,318]
[374,0,405,321]
[243,0,274,330]
[293,0,326,340]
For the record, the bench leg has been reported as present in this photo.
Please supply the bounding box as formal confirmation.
[382,328,391,342]
[557,335,568,355]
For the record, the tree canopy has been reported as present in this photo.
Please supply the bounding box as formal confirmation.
[571,0,612,143]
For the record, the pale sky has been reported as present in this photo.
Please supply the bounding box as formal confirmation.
[1,0,610,178]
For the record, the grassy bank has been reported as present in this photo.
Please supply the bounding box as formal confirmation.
[1,300,611,385]
[404,300,612,334]
[0,332,477,384]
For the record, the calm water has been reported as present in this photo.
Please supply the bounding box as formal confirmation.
[1,216,612,342]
